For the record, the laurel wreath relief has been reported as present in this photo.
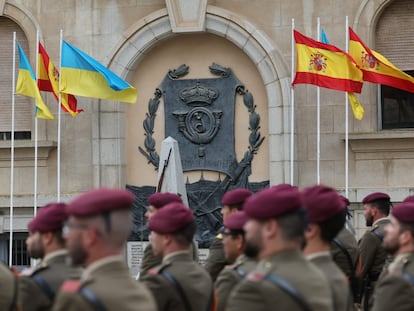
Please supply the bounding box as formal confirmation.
[138,63,265,184]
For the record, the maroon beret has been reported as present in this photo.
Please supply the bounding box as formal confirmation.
[148,192,182,209]
[392,202,414,223]
[301,185,345,223]
[28,203,68,233]
[224,211,249,231]
[362,192,390,204]
[403,195,414,204]
[339,195,350,207]
[148,202,194,234]
[221,188,252,206]
[244,184,301,220]
[66,188,134,217]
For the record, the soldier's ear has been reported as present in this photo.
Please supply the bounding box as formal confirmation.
[263,219,278,239]
[41,231,54,246]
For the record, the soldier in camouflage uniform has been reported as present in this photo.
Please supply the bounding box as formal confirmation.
[18,203,81,311]
[331,195,360,302]
[52,188,156,311]
[215,211,256,311]
[140,192,184,278]
[140,202,214,311]
[226,184,333,311]
[0,261,18,310]
[358,192,392,310]
[205,188,252,281]
[372,200,414,311]
[301,184,354,311]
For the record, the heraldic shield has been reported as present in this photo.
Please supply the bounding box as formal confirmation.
[160,65,242,179]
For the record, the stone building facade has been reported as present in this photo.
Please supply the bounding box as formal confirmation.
[0,0,413,267]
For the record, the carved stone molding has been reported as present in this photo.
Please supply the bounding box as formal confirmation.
[166,0,207,32]
[347,132,414,160]
[0,140,57,167]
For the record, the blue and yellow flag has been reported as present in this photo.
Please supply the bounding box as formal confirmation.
[16,43,54,120]
[60,41,137,103]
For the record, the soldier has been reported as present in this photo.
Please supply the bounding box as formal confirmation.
[372,200,414,311]
[140,202,214,311]
[331,196,360,302]
[0,261,18,310]
[140,192,183,278]
[18,203,81,311]
[358,192,392,310]
[226,184,333,311]
[215,211,256,311]
[52,188,156,311]
[205,188,252,281]
[301,185,353,311]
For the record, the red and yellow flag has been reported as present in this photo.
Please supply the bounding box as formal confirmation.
[38,43,83,116]
[349,27,414,93]
[292,30,363,93]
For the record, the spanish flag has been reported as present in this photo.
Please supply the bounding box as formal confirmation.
[15,43,54,120]
[293,30,363,94]
[60,41,137,103]
[38,43,83,117]
[349,27,414,93]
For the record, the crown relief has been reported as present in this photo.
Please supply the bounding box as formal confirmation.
[179,82,219,106]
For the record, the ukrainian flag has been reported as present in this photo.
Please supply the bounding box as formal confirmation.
[60,41,137,103]
[16,43,54,120]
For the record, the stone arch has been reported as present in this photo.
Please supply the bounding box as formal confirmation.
[354,0,393,43]
[97,6,292,187]
[1,1,42,55]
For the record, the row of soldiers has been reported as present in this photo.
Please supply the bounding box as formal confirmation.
[139,186,413,310]
[0,184,413,310]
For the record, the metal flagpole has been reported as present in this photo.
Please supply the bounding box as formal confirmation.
[316,17,321,184]
[9,32,16,267]
[290,18,295,184]
[345,16,349,198]
[34,31,39,215]
[57,30,63,201]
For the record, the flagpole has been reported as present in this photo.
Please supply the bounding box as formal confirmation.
[345,16,349,198]
[57,29,63,201]
[316,17,321,184]
[290,18,295,184]
[34,31,39,216]
[9,32,16,267]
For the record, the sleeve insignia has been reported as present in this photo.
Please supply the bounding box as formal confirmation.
[247,272,264,282]
[60,280,81,293]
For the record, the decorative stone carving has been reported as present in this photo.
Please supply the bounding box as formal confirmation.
[165,0,207,33]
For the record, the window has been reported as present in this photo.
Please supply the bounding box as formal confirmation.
[376,0,414,129]
[0,233,30,270]
[381,71,414,129]
[0,17,33,139]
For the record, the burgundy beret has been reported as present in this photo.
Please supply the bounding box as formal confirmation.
[362,192,390,204]
[148,202,194,234]
[301,185,345,223]
[339,195,350,207]
[66,188,134,217]
[28,203,68,233]
[403,195,414,204]
[244,184,301,219]
[221,188,252,206]
[224,211,249,231]
[392,202,414,223]
[148,192,182,209]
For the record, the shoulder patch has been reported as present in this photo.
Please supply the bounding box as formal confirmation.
[247,272,264,282]
[216,233,223,239]
[148,268,159,275]
[60,280,81,293]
